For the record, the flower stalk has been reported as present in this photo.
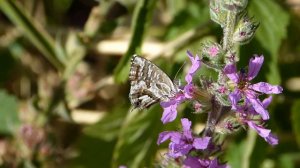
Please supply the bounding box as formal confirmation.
[153,0,282,167]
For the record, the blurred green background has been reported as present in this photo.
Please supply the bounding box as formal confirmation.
[0,0,299,167]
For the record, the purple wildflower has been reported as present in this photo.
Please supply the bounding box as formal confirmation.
[184,156,230,168]
[157,118,211,158]
[224,55,283,120]
[160,51,201,124]
[185,50,201,84]
[160,95,186,124]
[247,121,278,145]
[235,97,278,145]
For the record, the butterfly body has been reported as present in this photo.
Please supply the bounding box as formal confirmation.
[129,55,178,109]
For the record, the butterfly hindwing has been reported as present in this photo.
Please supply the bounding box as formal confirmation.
[129,55,178,109]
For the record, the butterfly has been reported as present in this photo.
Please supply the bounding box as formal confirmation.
[129,55,179,109]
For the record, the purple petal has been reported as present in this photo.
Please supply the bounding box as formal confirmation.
[160,102,178,124]
[250,82,283,94]
[265,133,279,146]
[185,51,201,84]
[193,137,211,150]
[224,64,239,83]
[184,84,195,99]
[181,118,192,131]
[229,90,242,110]
[181,118,193,139]
[247,96,270,120]
[169,143,193,158]
[247,121,270,137]
[247,121,278,146]
[184,157,229,168]
[157,131,181,144]
[248,55,264,80]
[183,156,202,168]
[160,95,185,124]
[209,159,230,168]
[184,157,211,168]
[262,96,272,108]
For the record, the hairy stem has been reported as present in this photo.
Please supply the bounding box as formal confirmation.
[222,11,236,52]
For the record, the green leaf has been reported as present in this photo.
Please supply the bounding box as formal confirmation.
[249,0,289,84]
[112,105,163,168]
[114,0,157,83]
[291,99,300,146]
[0,0,66,71]
[0,90,20,134]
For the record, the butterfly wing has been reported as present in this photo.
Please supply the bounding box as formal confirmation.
[129,55,178,109]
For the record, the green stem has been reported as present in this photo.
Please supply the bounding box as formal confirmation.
[222,11,236,52]
[241,129,257,168]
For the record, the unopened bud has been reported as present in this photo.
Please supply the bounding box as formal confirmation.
[210,0,248,27]
[233,14,259,45]
[201,42,224,70]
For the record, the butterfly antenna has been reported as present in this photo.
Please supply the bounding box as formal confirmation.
[173,61,186,82]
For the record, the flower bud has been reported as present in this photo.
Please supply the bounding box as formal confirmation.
[233,14,259,45]
[201,42,224,70]
[215,115,241,134]
[210,0,248,27]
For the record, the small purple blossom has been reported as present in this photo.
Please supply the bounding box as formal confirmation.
[185,50,201,84]
[184,156,230,168]
[235,97,278,145]
[160,95,186,124]
[157,118,211,158]
[247,121,278,145]
[160,51,201,124]
[224,55,283,120]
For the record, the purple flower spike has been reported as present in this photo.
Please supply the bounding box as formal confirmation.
[157,118,211,158]
[247,121,278,145]
[186,50,201,84]
[224,55,283,120]
[160,51,202,124]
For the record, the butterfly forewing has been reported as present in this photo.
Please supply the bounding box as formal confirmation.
[129,55,178,109]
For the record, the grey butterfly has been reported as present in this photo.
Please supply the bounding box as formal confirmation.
[129,55,179,109]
